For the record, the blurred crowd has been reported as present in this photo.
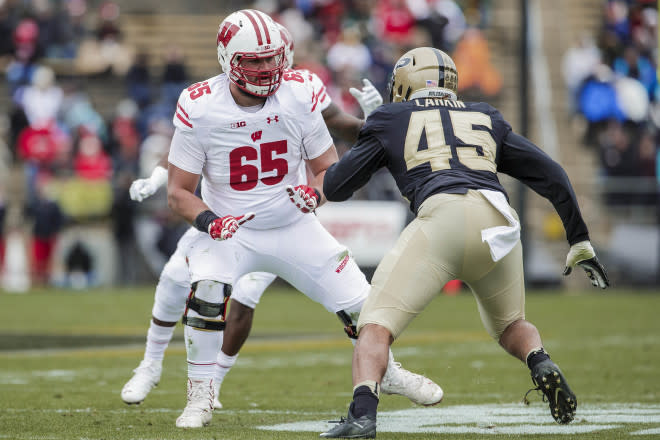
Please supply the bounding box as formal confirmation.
[0,0,500,289]
[561,0,659,207]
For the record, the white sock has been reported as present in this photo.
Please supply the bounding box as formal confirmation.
[144,321,175,361]
[185,326,222,378]
[215,351,238,391]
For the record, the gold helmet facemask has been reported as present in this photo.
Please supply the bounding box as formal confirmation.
[388,47,458,103]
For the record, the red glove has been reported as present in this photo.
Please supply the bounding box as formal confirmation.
[286,185,320,213]
[208,213,255,241]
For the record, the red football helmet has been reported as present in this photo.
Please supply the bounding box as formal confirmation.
[217,9,286,97]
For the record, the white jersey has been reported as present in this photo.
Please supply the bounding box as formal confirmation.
[168,74,334,229]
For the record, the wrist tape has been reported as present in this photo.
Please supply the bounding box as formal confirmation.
[194,210,219,233]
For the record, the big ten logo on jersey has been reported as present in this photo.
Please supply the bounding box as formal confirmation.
[231,121,246,129]
[187,81,211,100]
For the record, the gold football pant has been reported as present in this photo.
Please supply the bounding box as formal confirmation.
[358,190,525,340]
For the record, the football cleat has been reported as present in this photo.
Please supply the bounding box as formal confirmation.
[320,405,376,439]
[381,361,443,406]
[176,378,214,428]
[120,359,162,404]
[525,359,577,424]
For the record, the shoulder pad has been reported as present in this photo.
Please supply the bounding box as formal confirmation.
[173,75,222,131]
[278,73,315,113]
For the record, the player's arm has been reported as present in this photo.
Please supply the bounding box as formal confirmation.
[167,128,253,240]
[321,102,364,144]
[306,144,339,205]
[320,78,383,143]
[286,145,339,213]
[498,131,609,288]
[129,150,170,202]
[323,133,387,202]
[168,163,254,240]
[498,131,588,245]
[167,163,206,223]
[155,151,169,169]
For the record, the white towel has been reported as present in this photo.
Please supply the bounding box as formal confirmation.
[478,190,521,262]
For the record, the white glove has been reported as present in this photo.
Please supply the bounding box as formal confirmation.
[563,240,610,289]
[349,78,383,117]
[129,166,168,202]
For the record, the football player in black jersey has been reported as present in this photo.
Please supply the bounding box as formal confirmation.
[319,47,609,438]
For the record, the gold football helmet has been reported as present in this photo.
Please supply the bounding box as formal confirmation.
[388,47,458,103]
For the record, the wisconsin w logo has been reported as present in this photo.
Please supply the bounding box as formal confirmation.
[251,131,263,142]
[217,22,240,47]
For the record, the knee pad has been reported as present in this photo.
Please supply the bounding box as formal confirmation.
[182,280,232,331]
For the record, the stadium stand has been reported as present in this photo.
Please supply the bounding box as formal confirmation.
[1,0,655,287]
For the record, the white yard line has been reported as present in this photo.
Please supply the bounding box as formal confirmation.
[258,403,660,435]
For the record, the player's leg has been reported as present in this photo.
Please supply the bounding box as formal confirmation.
[322,198,456,438]
[263,215,443,406]
[176,234,235,428]
[175,279,230,428]
[464,193,576,425]
[213,271,276,408]
[121,241,191,404]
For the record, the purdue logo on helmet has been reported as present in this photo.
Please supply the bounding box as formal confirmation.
[388,47,458,103]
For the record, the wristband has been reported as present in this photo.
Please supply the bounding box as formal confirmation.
[313,188,321,203]
[150,166,168,187]
[194,210,219,233]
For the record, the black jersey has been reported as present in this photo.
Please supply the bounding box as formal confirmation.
[323,98,589,245]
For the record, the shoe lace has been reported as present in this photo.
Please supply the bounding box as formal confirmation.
[522,377,547,405]
[186,381,212,409]
[326,416,347,424]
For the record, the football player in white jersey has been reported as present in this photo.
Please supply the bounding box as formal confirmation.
[120,16,433,419]
[166,10,442,428]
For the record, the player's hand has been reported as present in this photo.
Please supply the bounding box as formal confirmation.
[563,240,610,289]
[129,166,168,202]
[286,185,320,213]
[349,78,383,117]
[129,178,158,202]
[208,213,255,241]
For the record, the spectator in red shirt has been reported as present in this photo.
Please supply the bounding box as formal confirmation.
[374,0,416,45]
[73,131,112,180]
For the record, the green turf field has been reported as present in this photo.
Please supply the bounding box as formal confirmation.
[1,285,659,439]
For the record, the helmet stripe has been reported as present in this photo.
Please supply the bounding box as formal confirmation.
[253,10,271,44]
[431,47,445,88]
[243,10,263,45]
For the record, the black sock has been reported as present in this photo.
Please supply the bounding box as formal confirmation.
[526,348,550,370]
[351,385,379,418]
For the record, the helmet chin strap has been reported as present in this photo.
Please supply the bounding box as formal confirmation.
[409,88,457,101]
